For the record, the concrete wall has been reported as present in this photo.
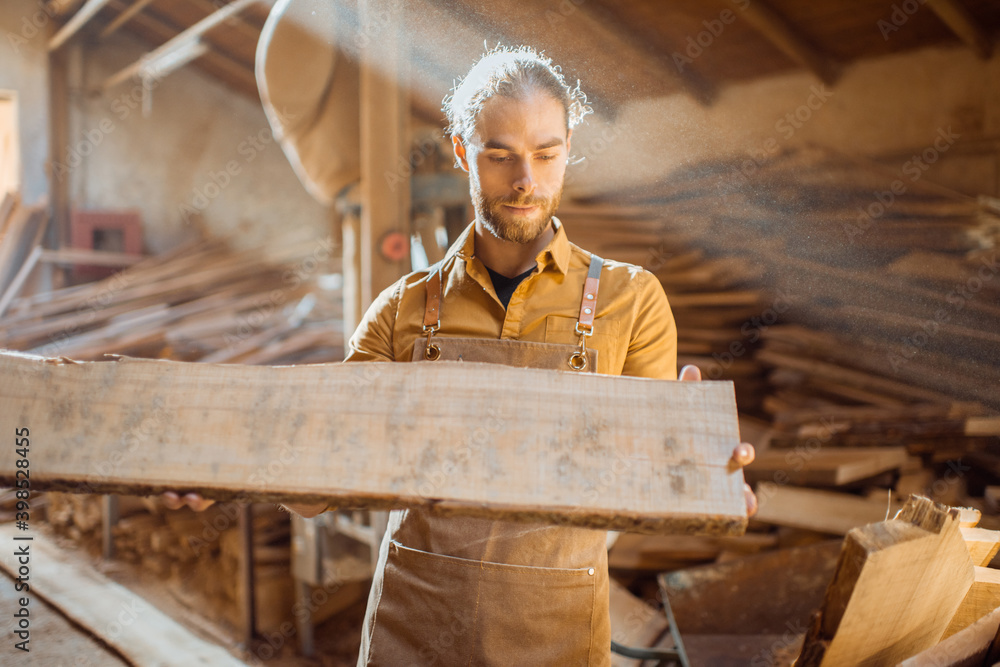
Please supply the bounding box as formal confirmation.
[0,0,52,204]
[71,32,330,253]
[567,45,1000,198]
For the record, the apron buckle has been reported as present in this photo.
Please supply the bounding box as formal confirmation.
[422,323,441,361]
[569,323,592,371]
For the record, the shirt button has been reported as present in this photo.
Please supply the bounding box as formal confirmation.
[588,568,595,575]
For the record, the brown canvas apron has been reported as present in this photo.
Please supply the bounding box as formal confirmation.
[360,254,612,667]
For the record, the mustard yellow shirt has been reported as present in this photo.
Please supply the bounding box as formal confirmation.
[343,217,678,380]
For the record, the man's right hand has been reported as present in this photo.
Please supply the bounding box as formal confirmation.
[161,491,215,512]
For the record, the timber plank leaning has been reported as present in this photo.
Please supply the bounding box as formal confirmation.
[0,351,747,535]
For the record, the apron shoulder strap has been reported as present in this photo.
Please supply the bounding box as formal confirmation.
[576,253,603,335]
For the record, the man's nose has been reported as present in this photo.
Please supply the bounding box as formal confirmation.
[512,159,536,195]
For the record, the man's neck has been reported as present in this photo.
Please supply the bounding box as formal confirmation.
[473,218,555,278]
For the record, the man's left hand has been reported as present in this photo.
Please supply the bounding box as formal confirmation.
[679,364,758,517]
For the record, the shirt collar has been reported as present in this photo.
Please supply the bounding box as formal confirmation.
[445,216,571,276]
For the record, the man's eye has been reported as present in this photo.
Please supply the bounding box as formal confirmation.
[537,154,557,161]
[488,156,510,163]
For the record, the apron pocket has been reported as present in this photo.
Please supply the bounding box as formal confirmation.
[368,540,599,667]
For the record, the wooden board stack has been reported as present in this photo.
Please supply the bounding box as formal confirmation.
[0,234,343,366]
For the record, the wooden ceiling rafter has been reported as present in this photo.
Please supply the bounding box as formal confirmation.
[98,0,157,40]
[97,0,261,93]
[103,0,259,97]
[425,0,687,117]
[925,0,994,59]
[580,0,717,106]
[737,0,841,85]
[49,0,115,50]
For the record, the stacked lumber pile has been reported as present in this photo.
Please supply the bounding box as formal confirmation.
[0,234,344,365]
[574,146,1000,664]
[583,147,999,401]
[44,493,299,636]
[559,204,769,410]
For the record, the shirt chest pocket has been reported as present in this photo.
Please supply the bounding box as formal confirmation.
[543,315,622,375]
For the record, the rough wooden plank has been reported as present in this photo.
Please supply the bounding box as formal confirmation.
[745,446,908,487]
[902,604,1000,667]
[944,567,1000,639]
[660,540,842,636]
[0,524,247,666]
[755,483,899,535]
[608,532,776,570]
[0,352,747,535]
[961,526,1000,566]
[797,496,976,666]
[608,579,669,667]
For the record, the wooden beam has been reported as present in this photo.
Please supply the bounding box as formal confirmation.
[38,247,144,267]
[0,524,247,666]
[358,0,411,308]
[944,566,1000,639]
[99,0,264,92]
[0,352,748,535]
[903,603,1000,666]
[0,245,43,318]
[745,446,908,487]
[754,482,899,535]
[660,540,842,636]
[105,0,259,97]
[960,526,1000,566]
[98,0,158,39]
[926,0,993,59]
[797,496,975,666]
[583,0,717,106]
[49,0,115,51]
[738,0,839,85]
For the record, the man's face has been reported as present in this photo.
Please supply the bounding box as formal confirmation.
[454,91,571,244]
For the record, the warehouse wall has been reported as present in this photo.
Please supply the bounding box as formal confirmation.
[568,45,1000,199]
[71,31,329,254]
[0,0,51,205]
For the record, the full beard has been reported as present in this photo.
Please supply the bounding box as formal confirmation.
[473,187,562,244]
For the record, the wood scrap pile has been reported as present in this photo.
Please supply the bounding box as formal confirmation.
[0,234,343,365]
[573,146,1000,664]
[576,145,1000,411]
[45,492,297,635]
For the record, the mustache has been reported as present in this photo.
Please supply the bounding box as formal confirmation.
[494,196,548,207]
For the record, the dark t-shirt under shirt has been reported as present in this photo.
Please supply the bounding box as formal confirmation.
[485,264,535,309]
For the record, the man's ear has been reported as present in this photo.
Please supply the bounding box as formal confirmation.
[452,135,470,173]
[566,128,572,157]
